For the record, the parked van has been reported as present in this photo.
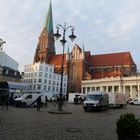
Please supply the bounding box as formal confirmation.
[14,93,46,107]
[83,91,109,111]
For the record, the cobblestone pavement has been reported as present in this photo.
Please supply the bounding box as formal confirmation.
[0,103,140,140]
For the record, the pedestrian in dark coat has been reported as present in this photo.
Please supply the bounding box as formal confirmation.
[36,96,41,111]
[45,95,48,107]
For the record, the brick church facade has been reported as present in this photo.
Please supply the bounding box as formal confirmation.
[33,2,137,93]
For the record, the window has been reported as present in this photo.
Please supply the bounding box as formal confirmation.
[52,87,55,91]
[56,87,58,92]
[25,95,32,99]
[53,75,56,79]
[48,86,51,91]
[39,72,42,77]
[35,72,37,76]
[6,70,8,74]
[38,85,41,90]
[34,79,36,83]
[53,81,55,85]
[45,73,48,77]
[34,85,36,90]
[64,83,66,87]
[39,66,43,71]
[44,79,47,84]
[38,79,42,83]
[44,85,47,90]
[49,80,51,85]
[14,71,17,76]
[50,68,52,72]
[45,67,48,71]
[49,74,52,78]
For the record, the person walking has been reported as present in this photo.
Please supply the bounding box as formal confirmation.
[36,96,41,111]
[1,91,9,110]
[45,95,48,107]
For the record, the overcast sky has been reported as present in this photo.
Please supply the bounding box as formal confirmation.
[1,0,140,71]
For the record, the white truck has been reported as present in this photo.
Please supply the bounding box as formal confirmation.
[14,93,46,107]
[108,92,127,108]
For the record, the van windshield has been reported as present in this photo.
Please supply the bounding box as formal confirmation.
[86,94,101,101]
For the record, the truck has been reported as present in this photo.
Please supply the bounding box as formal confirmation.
[108,92,127,108]
[83,91,109,111]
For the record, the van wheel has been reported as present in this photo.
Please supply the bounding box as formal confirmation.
[22,102,27,108]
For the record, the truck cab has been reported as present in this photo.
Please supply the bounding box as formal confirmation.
[83,91,109,111]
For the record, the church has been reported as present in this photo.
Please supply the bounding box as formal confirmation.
[33,2,137,93]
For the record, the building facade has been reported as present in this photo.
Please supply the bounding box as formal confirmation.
[81,75,140,98]
[23,62,67,95]
[33,2,137,93]
[0,51,18,70]
[0,51,21,82]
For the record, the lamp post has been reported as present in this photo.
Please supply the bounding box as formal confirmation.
[0,38,6,51]
[54,22,76,111]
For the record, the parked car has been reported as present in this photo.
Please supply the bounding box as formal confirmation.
[129,98,140,105]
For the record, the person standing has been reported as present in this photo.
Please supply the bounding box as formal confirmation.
[36,96,41,111]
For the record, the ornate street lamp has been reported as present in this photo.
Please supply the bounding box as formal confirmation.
[0,38,6,51]
[54,22,76,111]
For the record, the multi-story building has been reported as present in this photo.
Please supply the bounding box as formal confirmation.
[23,62,67,95]
[0,51,21,82]
[33,2,137,94]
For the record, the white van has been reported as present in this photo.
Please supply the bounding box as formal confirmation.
[83,91,109,111]
[14,93,46,107]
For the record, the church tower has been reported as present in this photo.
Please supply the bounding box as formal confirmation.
[33,2,55,63]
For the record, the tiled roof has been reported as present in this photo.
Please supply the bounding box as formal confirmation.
[90,52,136,67]
[49,54,66,66]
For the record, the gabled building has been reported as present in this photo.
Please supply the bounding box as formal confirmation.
[33,2,137,93]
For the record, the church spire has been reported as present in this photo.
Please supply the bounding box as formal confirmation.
[45,1,53,34]
[33,1,55,64]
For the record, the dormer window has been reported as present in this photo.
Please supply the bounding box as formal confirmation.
[6,70,8,74]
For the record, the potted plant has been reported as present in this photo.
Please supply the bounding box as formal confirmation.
[116,113,140,140]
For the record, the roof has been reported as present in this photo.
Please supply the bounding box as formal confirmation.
[0,81,30,90]
[45,1,53,34]
[90,52,136,67]
[49,54,66,66]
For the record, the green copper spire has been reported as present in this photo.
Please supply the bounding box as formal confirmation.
[82,43,85,52]
[45,1,53,34]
